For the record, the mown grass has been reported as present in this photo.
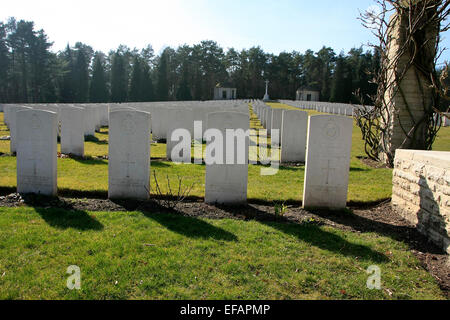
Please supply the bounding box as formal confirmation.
[1,108,449,203]
[0,206,445,300]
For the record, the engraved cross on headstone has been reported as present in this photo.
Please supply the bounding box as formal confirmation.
[122,153,136,179]
[27,140,44,176]
[321,159,336,185]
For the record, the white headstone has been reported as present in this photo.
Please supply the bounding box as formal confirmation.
[3,105,11,127]
[10,106,33,154]
[303,115,353,209]
[271,109,283,132]
[281,110,308,163]
[108,110,151,199]
[152,106,169,141]
[16,109,57,196]
[81,105,96,137]
[166,108,193,162]
[99,104,109,127]
[60,106,85,156]
[205,112,249,204]
[265,107,272,132]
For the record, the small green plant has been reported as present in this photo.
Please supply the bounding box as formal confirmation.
[273,201,288,218]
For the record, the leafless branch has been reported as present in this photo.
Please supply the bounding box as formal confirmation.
[355,0,449,167]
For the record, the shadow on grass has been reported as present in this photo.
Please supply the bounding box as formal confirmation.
[349,167,371,172]
[28,206,103,231]
[257,165,370,172]
[308,206,444,255]
[58,188,108,199]
[19,194,104,231]
[151,161,172,168]
[69,157,108,165]
[110,199,237,242]
[263,221,388,263]
[146,212,238,242]
[0,186,15,196]
[84,135,108,145]
[208,203,387,261]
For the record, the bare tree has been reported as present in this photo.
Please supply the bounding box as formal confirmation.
[355,0,450,167]
[149,171,196,210]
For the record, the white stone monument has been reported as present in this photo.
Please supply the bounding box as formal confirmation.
[108,110,151,199]
[263,80,270,101]
[205,111,249,204]
[60,106,85,157]
[281,110,308,163]
[16,109,58,196]
[303,115,353,209]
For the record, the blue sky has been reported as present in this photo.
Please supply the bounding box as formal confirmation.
[2,0,449,64]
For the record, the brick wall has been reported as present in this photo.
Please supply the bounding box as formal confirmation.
[392,149,450,254]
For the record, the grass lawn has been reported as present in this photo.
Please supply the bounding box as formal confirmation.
[0,206,445,300]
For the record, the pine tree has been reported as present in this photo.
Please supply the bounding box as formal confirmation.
[141,63,154,102]
[60,44,76,103]
[74,48,89,102]
[330,54,352,103]
[156,49,169,101]
[89,52,109,102]
[110,52,128,103]
[176,62,192,101]
[0,23,10,102]
[129,57,142,102]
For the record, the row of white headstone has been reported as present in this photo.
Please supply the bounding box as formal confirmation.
[2,103,109,155]
[435,112,450,127]
[1,101,250,157]
[252,102,353,209]
[7,107,251,204]
[1,100,353,209]
[278,100,362,117]
[252,102,307,163]
[278,99,450,127]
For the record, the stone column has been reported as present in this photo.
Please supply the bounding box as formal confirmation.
[382,3,439,162]
[263,80,270,101]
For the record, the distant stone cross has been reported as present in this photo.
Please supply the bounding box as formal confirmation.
[321,159,336,185]
[263,80,270,101]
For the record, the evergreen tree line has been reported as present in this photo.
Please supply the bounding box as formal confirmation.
[0,17,384,104]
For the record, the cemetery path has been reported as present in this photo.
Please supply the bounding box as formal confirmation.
[0,192,448,297]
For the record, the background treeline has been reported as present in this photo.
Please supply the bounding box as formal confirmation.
[0,17,405,105]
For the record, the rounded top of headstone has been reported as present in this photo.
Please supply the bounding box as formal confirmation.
[121,113,137,134]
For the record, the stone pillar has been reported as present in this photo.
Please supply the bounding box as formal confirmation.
[263,80,270,101]
[382,4,439,162]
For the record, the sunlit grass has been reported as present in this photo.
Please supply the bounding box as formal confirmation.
[0,206,444,300]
